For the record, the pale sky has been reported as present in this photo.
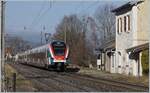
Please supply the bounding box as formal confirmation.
[5,0,128,43]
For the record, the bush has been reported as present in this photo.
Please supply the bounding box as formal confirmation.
[141,49,149,75]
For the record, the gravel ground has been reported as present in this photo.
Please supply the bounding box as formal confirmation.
[78,67,149,86]
[7,62,149,92]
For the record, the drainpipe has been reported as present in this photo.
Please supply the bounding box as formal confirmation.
[100,53,102,70]
[104,51,106,71]
[139,52,143,76]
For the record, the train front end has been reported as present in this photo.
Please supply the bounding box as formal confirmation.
[48,41,69,71]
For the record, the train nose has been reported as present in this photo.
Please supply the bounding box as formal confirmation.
[55,56,65,60]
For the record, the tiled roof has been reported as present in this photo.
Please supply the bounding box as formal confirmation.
[111,1,143,13]
[126,43,149,53]
[98,39,115,52]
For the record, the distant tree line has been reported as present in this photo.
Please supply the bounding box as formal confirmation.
[5,35,32,55]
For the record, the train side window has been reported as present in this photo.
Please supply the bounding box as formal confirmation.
[47,50,51,57]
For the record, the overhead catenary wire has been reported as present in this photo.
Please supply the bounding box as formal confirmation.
[74,0,84,13]
[27,1,99,33]
[77,1,99,15]
[28,1,46,30]
[29,1,99,31]
[28,1,53,31]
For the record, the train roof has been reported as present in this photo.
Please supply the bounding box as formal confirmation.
[17,44,50,56]
[17,40,66,56]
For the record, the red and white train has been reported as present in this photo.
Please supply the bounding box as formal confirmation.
[16,40,69,71]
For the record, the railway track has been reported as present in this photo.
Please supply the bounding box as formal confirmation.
[60,72,149,92]
[9,63,90,92]
[8,62,149,92]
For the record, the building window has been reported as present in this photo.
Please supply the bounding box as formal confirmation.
[127,15,130,31]
[124,16,126,32]
[120,18,122,32]
[117,14,131,34]
[117,19,119,34]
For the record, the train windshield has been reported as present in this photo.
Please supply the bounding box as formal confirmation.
[52,41,66,56]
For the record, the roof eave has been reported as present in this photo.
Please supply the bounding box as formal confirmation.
[111,1,144,13]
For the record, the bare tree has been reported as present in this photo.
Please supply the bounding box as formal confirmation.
[94,3,115,45]
[83,16,100,50]
[53,15,91,66]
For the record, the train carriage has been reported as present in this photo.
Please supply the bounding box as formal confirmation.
[16,40,69,71]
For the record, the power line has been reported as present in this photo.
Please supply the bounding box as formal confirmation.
[28,2,46,30]
[78,1,99,15]
[29,1,53,31]
[29,2,45,29]
[30,1,98,31]
[74,0,84,13]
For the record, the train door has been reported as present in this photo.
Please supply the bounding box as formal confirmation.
[47,49,52,65]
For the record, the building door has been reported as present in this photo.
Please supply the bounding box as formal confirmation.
[118,52,122,74]
[111,52,115,73]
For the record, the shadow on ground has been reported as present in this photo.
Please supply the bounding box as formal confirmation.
[65,67,80,73]
[19,62,80,73]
